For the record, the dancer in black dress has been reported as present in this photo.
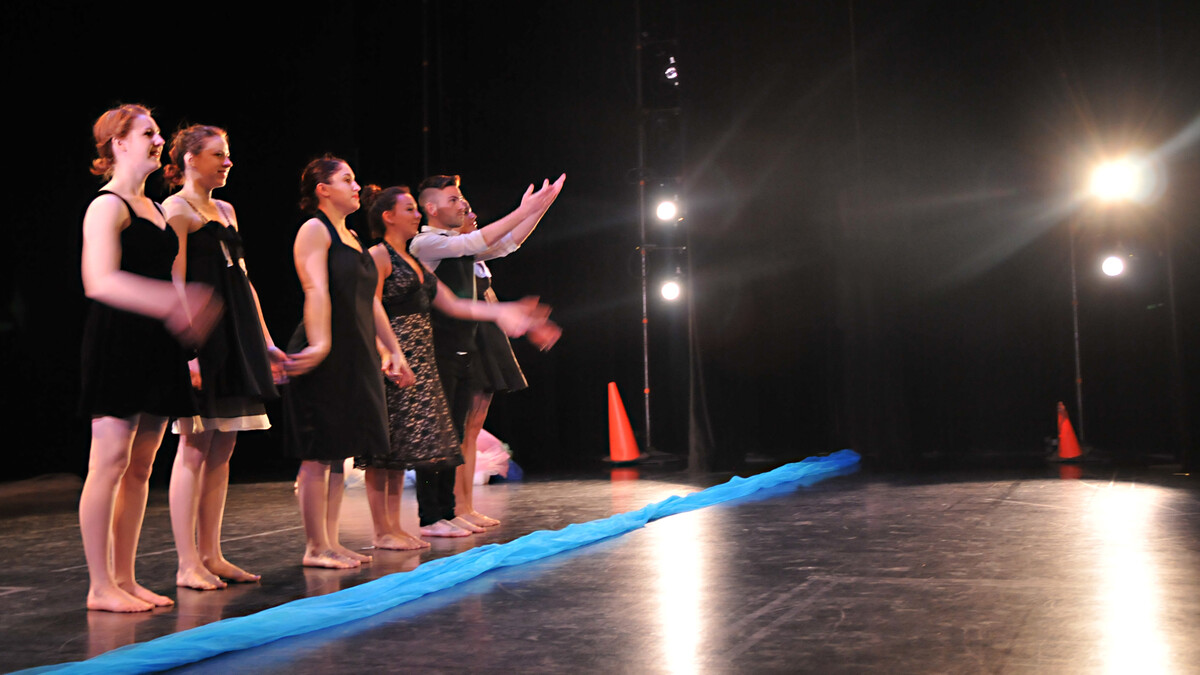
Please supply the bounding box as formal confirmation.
[163,125,285,590]
[282,156,413,569]
[457,204,561,529]
[411,175,564,533]
[357,185,548,546]
[78,105,221,612]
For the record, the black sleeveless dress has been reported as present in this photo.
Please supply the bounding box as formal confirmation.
[282,211,388,462]
[174,210,277,432]
[355,242,461,471]
[78,191,195,418]
[471,275,528,393]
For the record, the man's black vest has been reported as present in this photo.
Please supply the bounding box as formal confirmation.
[430,255,477,355]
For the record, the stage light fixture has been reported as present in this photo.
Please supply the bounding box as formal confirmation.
[1088,156,1163,204]
[664,56,679,83]
[1102,255,1126,277]
[1090,159,1139,202]
[656,199,678,221]
[661,279,682,301]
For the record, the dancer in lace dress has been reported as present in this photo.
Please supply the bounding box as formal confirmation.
[357,185,551,546]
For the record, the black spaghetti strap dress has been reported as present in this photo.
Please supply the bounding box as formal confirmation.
[78,191,196,418]
[173,201,277,433]
[470,275,528,393]
[282,211,388,462]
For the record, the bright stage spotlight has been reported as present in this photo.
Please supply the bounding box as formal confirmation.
[656,199,678,221]
[1090,159,1139,202]
[1102,255,1126,277]
[1089,157,1162,204]
[660,279,682,301]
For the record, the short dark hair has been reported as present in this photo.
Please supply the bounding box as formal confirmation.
[416,174,460,216]
[416,174,460,193]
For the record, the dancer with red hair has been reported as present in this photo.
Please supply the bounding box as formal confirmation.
[78,105,220,612]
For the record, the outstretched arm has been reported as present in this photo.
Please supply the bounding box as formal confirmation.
[409,175,565,262]
[431,279,548,337]
[502,173,566,247]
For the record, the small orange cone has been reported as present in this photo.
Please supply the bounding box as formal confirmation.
[1057,402,1082,461]
[607,382,642,463]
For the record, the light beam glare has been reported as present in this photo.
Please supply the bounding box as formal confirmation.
[1088,485,1173,674]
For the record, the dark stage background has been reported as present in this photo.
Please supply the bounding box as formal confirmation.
[3,1,1200,483]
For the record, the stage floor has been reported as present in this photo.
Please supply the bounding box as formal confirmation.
[3,463,1199,673]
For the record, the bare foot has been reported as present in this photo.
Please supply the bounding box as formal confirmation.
[462,511,501,528]
[402,530,432,549]
[204,557,261,583]
[176,566,227,591]
[333,545,372,563]
[420,519,472,537]
[373,533,426,550]
[121,582,174,607]
[303,549,359,569]
[450,516,486,534]
[87,586,154,613]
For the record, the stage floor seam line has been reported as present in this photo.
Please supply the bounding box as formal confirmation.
[50,526,306,573]
[723,580,837,660]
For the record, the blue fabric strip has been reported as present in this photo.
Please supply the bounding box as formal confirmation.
[31,450,859,674]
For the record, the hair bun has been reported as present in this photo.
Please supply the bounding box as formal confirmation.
[359,184,382,213]
[90,157,111,177]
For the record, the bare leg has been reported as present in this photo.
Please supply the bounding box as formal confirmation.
[455,391,500,527]
[327,464,371,563]
[297,460,356,569]
[387,469,427,548]
[113,414,174,607]
[81,416,153,612]
[170,428,225,590]
[364,467,406,549]
[197,431,259,582]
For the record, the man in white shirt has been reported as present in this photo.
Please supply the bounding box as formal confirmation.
[409,174,564,537]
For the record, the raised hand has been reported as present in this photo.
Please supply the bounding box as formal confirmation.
[520,173,566,215]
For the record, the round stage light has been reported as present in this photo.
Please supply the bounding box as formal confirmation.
[656,199,678,221]
[661,280,682,301]
[1101,255,1125,277]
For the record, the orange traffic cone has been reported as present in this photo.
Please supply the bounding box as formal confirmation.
[607,382,642,463]
[1057,402,1082,461]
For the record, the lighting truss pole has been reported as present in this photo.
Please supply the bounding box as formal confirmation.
[1068,219,1086,444]
[635,0,653,452]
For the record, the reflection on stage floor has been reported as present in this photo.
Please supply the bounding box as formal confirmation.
[2,463,1198,673]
